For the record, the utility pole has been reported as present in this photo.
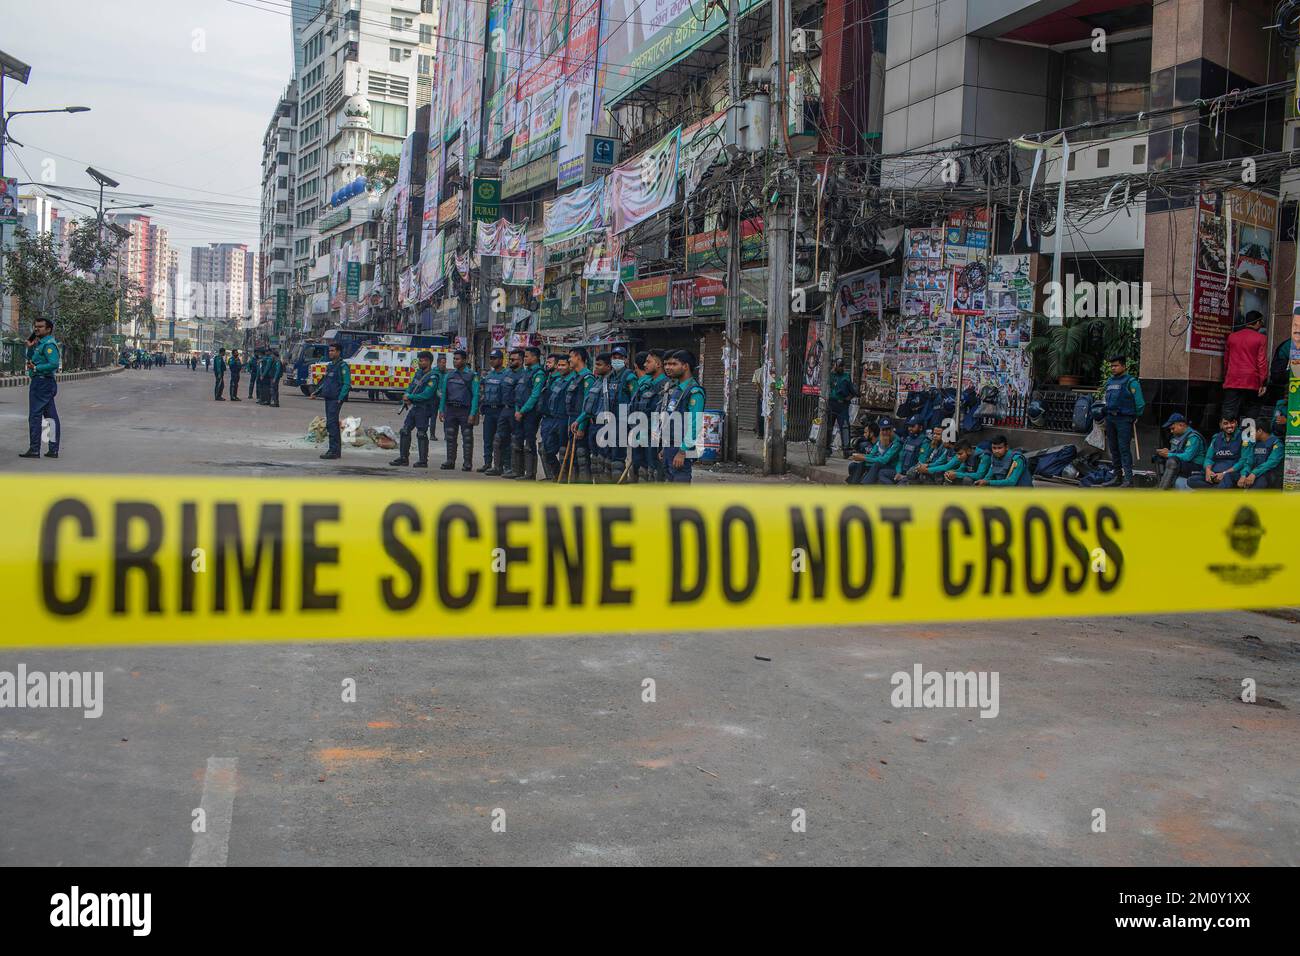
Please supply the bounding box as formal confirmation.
[812,238,839,464]
[763,0,791,475]
[723,0,742,461]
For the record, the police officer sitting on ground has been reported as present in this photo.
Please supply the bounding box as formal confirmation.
[1235,420,1283,490]
[972,434,1033,487]
[857,416,902,484]
[944,442,989,484]
[1153,413,1205,490]
[900,424,953,484]
[1184,415,1244,489]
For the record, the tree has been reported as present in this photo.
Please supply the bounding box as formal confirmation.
[176,336,192,353]
[1,227,65,327]
[364,152,401,189]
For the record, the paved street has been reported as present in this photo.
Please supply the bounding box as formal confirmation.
[1,368,1297,865]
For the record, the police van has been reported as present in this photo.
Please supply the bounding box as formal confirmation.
[309,341,454,402]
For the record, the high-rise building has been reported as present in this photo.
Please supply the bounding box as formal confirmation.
[190,242,248,322]
[286,0,436,329]
[259,80,298,340]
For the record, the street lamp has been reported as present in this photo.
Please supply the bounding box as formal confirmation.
[1,106,92,177]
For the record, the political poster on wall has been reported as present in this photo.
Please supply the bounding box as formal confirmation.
[608,125,680,235]
[833,268,883,329]
[557,62,597,189]
[543,176,607,244]
[1191,189,1276,356]
[802,319,824,396]
[1190,194,1234,356]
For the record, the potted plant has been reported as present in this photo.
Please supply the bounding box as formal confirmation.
[1027,312,1137,388]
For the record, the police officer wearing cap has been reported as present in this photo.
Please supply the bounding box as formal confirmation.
[512,346,546,480]
[660,349,706,483]
[492,349,523,478]
[1153,413,1205,490]
[390,350,437,468]
[479,349,510,474]
[19,317,61,460]
[858,416,902,483]
[213,348,228,400]
[539,354,572,480]
[311,341,351,459]
[228,349,244,401]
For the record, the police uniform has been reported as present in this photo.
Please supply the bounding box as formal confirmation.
[608,357,637,480]
[213,352,227,400]
[479,354,510,474]
[22,333,61,458]
[268,351,283,406]
[859,430,902,485]
[229,352,243,401]
[540,369,572,479]
[315,356,351,457]
[248,350,260,398]
[1103,369,1145,484]
[895,418,929,478]
[439,365,480,470]
[1155,413,1205,490]
[392,364,437,467]
[1240,434,1283,489]
[512,360,547,480]
[827,369,858,455]
[1185,428,1245,489]
[661,375,706,483]
[565,366,596,482]
[983,448,1033,486]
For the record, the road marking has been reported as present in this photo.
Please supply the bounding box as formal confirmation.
[188,756,238,867]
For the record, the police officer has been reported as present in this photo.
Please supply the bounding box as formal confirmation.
[491,349,522,478]
[1102,354,1145,487]
[539,354,572,480]
[256,348,272,405]
[19,317,61,460]
[268,348,283,407]
[512,346,546,481]
[574,352,614,482]
[479,349,509,474]
[565,347,597,482]
[1236,421,1283,489]
[1154,413,1205,490]
[973,434,1033,486]
[391,350,437,468]
[203,353,210,371]
[846,420,880,484]
[857,416,902,484]
[608,346,637,480]
[439,349,480,471]
[213,348,228,400]
[248,347,261,400]
[826,358,858,457]
[659,349,706,483]
[1185,415,1244,489]
[900,425,953,484]
[311,342,351,459]
[894,415,928,479]
[427,353,447,441]
[943,441,990,485]
[229,349,243,401]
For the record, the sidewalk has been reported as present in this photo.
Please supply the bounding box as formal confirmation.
[0,365,124,388]
[735,433,852,484]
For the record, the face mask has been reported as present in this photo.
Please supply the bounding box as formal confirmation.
[611,359,625,371]
[1273,421,1286,438]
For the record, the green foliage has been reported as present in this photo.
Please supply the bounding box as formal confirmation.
[1027,312,1141,387]
[363,152,401,188]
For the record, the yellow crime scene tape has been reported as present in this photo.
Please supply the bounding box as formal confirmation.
[0,475,1295,648]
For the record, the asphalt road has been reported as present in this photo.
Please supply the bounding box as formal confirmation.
[1,368,1297,865]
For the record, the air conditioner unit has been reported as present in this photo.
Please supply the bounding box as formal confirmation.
[791,29,822,55]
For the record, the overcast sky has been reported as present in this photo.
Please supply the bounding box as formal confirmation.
[5,0,294,264]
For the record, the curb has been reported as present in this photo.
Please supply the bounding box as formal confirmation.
[737,446,849,485]
[0,366,124,389]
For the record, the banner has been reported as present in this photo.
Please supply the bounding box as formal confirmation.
[543,177,607,244]
[608,125,680,235]
[6,477,1296,648]
[557,62,597,189]
[500,221,533,286]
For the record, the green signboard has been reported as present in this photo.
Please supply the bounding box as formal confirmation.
[346,262,361,298]
[472,178,500,223]
[539,298,567,329]
[275,288,288,322]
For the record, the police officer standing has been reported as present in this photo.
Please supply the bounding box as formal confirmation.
[478,349,510,474]
[390,350,437,468]
[268,348,283,407]
[565,347,597,482]
[311,342,351,459]
[490,349,522,477]
[512,346,546,480]
[19,317,61,460]
[826,358,858,457]
[213,348,228,400]
[439,349,480,471]
[629,349,669,482]
[659,349,706,483]
[248,347,261,401]
[539,353,571,479]
[229,349,243,401]
[1102,354,1145,487]
[429,353,446,441]
[574,352,613,482]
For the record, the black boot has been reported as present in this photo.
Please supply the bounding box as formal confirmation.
[484,436,502,476]
[503,445,522,479]
[525,450,538,480]
[540,452,555,481]
[413,434,429,468]
[441,436,456,469]
[390,431,411,466]
[576,448,592,483]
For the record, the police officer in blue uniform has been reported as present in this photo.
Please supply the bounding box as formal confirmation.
[438,349,480,471]
[19,318,61,460]
[574,352,615,482]
[894,415,929,478]
[247,347,261,399]
[213,348,228,400]
[539,354,572,480]
[565,347,597,483]
[1154,413,1206,490]
[660,349,706,483]
[390,350,437,468]
[973,435,1033,486]
[858,416,903,484]
[1185,415,1244,488]
[628,350,667,482]
[1102,354,1145,487]
[311,342,351,459]
[268,348,283,406]
[491,349,522,478]
[1236,421,1284,489]
[228,349,243,401]
[479,349,509,474]
[512,346,546,480]
[608,346,637,479]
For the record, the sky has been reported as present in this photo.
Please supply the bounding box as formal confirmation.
[5,0,295,266]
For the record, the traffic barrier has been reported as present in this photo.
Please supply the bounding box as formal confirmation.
[1,475,1294,648]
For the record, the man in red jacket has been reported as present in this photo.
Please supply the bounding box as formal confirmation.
[1221,311,1268,425]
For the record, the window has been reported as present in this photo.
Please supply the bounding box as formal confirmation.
[1132,143,1146,165]
[371,102,409,137]
[1096,148,1109,169]
[391,16,413,31]
[390,47,403,62]
[1060,38,1151,140]
[418,54,431,76]
[420,24,433,44]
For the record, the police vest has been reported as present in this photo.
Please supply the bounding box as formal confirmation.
[482,368,509,408]
[988,451,1032,485]
[444,368,475,407]
[318,360,345,400]
[407,368,436,405]
[1208,432,1243,470]
[545,375,569,417]
[565,370,593,418]
[665,381,705,416]
[1170,428,1201,455]
[898,431,928,471]
[1250,436,1280,471]
[631,377,659,416]
[516,366,543,410]
[1104,374,1138,416]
